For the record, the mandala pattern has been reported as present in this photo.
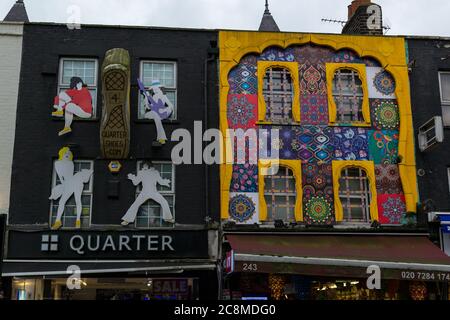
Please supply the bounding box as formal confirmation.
[370,99,400,130]
[302,163,333,192]
[230,164,258,193]
[368,130,399,164]
[301,94,329,125]
[333,127,369,161]
[305,196,333,224]
[260,47,295,62]
[373,70,396,96]
[302,163,334,225]
[377,194,406,225]
[366,67,396,99]
[229,194,257,223]
[375,164,403,195]
[228,63,257,94]
[227,94,257,129]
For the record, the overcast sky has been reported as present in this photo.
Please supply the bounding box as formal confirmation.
[1,0,450,37]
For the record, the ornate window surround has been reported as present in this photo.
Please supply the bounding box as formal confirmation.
[257,61,301,124]
[326,63,371,127]
[258,159,303,222]
[331,160,379,222]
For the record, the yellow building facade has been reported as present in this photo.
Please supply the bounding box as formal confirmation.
[220,30,417,226]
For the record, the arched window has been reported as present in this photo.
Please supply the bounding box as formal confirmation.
[332,68,364,123]
[263,67,293,123]
[338,167,371,222]
[264,166,296,222]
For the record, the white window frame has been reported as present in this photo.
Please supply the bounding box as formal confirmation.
[135,161,176,229]
[138,60,177,120]
[49,160,94,229]
[438,71,450,126]
[58,57,99,118]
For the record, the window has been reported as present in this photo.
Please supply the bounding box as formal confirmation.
[58,58,98,117]
[332,68,364,123]
[264,166,296,222]
[50,160,93,229]
[139,61,177,120]
[438,72,450,126]
[135,161,175,228]
[338,167,371,223]
[257,61,300,124]
[263,67,294,123]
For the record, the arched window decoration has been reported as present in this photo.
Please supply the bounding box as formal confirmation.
[263,67,294,123]
[338,167,371,223]
[264,166,296,222]
[332,68,364,123]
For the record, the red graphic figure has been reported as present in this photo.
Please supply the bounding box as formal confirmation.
[52,76,93,136]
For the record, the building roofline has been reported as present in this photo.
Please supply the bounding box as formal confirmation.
[12,21,450,40]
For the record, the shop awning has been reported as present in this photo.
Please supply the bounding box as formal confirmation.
[1,260,216,277]
[226,234,450,281]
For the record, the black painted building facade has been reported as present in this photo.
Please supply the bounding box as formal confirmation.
[407,37,450,256]
[2,22,220,300]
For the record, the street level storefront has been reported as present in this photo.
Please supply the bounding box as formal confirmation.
[223,234,450,300]
[2,229,218,300]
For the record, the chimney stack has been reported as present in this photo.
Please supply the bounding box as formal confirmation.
[342,0,382,35]
[348,0,372,20]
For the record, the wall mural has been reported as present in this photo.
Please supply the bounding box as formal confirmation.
[100,48,131,159]
[225,44,408,226]
[49,147,93,230]
[52,77,93,136]
[137,79,174,144]
[121,164,174,226]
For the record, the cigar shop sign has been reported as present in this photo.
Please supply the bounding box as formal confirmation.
[6,230,209,260]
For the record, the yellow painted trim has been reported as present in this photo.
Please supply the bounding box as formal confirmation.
[257,61,301,123]
[332,161,379,222]
[258,159,303,222]
[326,63,371,126]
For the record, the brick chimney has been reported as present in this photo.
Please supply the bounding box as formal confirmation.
[342,0,382,35]
[348,0,372,20]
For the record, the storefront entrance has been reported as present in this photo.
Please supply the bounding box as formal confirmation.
[11,277,200,300]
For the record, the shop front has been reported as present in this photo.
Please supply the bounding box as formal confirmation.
[223,233,450,300]
[3,229,219,300]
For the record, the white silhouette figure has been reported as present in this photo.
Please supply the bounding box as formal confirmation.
[49,147,93,230]
[141,80,174,144]
[121,164,174,226]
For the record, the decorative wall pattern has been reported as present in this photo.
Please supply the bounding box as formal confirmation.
[229,192,259,224]
[375,164,403,195]
[377,194,406,225]
[300,94,329,125]
[332,127,369,161]
[368,130,399,165]
[222,37,413,226]
[370,99,400,130]
[228,63,258,95]
[230,164,258,193]
[227,94,258,129]
[302,163,334,225]
[366,67,397,99]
